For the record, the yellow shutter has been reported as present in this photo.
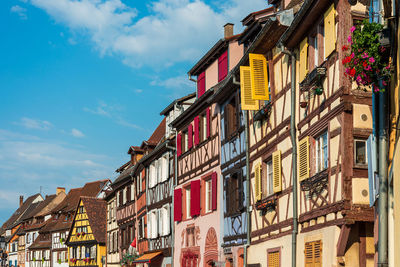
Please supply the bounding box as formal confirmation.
[272,150,282,193]
[255,163,262,201]
[299,38,309,82]
[240,66,259,110]
[298,136,310,181]
[304,242,314,267]
[249,53,269,100]
[268,251,280,267]
[314,240,322,267]
[324,4,336,59]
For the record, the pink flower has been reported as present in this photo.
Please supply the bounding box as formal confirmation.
[382,81,387,86]
[351,52,355,59]
[362,52,369,59]
[350,26,356,32]
[356,75,362,83]
[347,35,352,43]
[365,65,372,71]
[369,57,375,63]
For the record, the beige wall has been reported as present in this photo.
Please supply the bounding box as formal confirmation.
[228,41,243,71]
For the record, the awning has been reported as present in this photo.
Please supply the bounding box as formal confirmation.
[133,252,162,263]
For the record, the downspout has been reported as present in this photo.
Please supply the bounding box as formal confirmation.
[233,75,251,266]
[166,143,176,267]
[281,48,298,267]
[378,82,389,267]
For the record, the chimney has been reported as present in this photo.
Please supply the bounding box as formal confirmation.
[56,187,65,195]
[19,196,24,207]
[224,23,234,39]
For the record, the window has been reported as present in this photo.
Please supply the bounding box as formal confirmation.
[162,205,170,236]
[185,187,191,219]
[226,172,243,216]
[205,179,212,213]
[119,191,123,207]
[224,97,238,138]
[262,160,274,198]
[181,130,188,153]
[354,139,367,165]
[315,131,328,173]
[201,113,207,142]
[186,226,195,247]
[268,249,280,267]
[127,186,131,202]
[305,240,322,267]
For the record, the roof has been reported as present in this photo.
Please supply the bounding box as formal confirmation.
[241,7,275,26]
[188,33,242,76]
[279,0,329,48]
[75,197,106,244]
[147,118,166,146]
[160,93,196,116]
[1,193,42,231]
[29,233,51,249]
[19,201,43,222]
[115,161,130,173]
[52,179,108,214]
[111,164,134,187]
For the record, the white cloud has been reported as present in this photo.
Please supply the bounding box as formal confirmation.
[15,117,52,130]
[29,0,267,68]
[134,89,143,93]
[83,100,143,130]
[10,5,28,20]
[151,75,194,98]
[71,128,85,138]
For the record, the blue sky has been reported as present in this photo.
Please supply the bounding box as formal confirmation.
[0,0,267,222]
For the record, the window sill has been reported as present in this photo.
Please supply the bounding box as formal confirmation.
[354,164,368,169]
[255,195,277,212]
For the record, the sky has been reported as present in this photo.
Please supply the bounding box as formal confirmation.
[0,0,267,223]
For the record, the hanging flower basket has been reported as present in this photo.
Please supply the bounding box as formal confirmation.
[33,258,36,262]
[81,232,86,237]
[342,20,391,93]
[77,233,81,238]
[42,258,45,263]
[58,259,62,264]
[60,238,64,244]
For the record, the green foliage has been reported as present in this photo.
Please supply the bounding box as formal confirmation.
[342,20,391,92]
[120,252,139,265]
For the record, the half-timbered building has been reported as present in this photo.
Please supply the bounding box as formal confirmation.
[170,23,244,267]
[105,190,118,267]
[234,0,375,266]
[66,197,106,267]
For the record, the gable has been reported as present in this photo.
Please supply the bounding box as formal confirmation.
[67,200,96,244]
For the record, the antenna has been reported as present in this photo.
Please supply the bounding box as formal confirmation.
[40,186,42,195]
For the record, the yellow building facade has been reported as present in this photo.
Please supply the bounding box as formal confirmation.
[66,198,106,267]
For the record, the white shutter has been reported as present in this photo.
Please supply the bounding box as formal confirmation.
[147,213,151,238]
[158,209,163,237]
[164,205,170,235]
[162,155,168,182]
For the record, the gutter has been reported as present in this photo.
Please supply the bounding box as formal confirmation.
[281,48,298,267]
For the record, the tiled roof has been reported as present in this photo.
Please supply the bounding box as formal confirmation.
[80,197,106,244]
[19,202,43,222]
[1,193,42,231]
[147,117,166,146]
[29,233,51,249]
[51,188,83,214]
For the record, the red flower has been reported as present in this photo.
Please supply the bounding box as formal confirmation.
[363,61,368,67]
[342,45,349,51]
[349,68,356,77]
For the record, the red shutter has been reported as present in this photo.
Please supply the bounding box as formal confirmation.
[190,180,201,217]
[197,72,205,97]
[188,124,193,150]
[174,188,182,222]
[177,133,182,156]
[206,108,211,138]
[218,50,228,82]
[194,116,200,146]
[212,172,217,210]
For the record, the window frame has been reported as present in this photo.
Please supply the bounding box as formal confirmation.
[354,139,368,166]
[315,131,329,173]
[262,159,274,199]
[267,247,281,267]
[185,186,191,220]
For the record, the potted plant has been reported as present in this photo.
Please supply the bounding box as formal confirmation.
[57,259,62,264]
[342,20,391,92]
[60,238,64,244]
[81,232,86,237]
[42,257,45,263]
[33,258,36,262]
[76,233,81,238]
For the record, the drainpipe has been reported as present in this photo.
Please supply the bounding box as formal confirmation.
[377,65,389,267]
[233,76,251,266]
[281,48,298,267]
[165,143,176,267]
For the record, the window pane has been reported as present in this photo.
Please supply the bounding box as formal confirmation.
[355,141,367,164]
